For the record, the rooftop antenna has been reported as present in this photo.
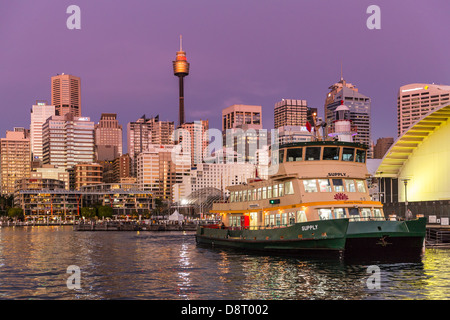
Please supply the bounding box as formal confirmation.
[340,61,343,81]
[179,34,183,51]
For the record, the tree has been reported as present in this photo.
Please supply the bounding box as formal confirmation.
[80,207,96,219]
[97,205,113,219]
[8,207,24,221]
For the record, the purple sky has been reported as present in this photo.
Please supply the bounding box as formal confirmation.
[1,0,449,150]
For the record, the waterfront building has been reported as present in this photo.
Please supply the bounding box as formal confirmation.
[15,183,153,220]
[136,144,190,201]
[42,113,95,167]
[73,162,103,190]
[376,102,450,220]
[324,77,372,157]
[397,83,450,136]
[51,73,81,117]
[0,128,31,195]
[80,183,153,216]
[30,101,55,162]
[95,113,123,161]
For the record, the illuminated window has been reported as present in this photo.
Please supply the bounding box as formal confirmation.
[297,210,307,222]
[332,179,344,192]
[303,179,317,193]
[345,179,356,192]
[318,209,332,220]
[318,179,332,192]
[334,208,346,219]
[356,180,366,193]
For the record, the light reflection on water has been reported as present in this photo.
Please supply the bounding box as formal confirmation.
[0,226,449,300]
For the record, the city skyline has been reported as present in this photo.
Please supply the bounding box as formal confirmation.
[1,1,450,146]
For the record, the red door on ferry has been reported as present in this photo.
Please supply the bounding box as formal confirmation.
[241,215,250,228]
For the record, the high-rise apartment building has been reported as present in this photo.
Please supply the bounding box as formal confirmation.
[30,101,55,162]
[222,104,262,131]
[0,128,31,195]
[397,83,450,136]
[51,73,81,117]
[222,105,269,163]
[274,99,317,129]
[127,115,174,175]
[94,113,123,161]
[324,78,372,157]
[176,120,209,166]
[136,144,190,201]
[42,114,95,167]
[73,163,103,190]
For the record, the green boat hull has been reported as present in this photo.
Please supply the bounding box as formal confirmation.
[196,218,427,259]
[196,219,349,255]
[344,217,426,258]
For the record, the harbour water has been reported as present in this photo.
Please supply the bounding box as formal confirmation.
[0,226,449,300]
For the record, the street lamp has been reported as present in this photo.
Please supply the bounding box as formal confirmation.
[402,179,410,218]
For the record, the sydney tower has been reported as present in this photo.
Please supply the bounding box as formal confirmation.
[173,35,190,126]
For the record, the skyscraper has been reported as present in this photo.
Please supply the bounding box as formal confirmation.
[42,114,95,167]
[324,77,372,157]
[274,99,312,128]
[397,83,450,136]
[94,113,123,161]
[222,104,268,163]
[173,36,190,126]
[0,128,31,195]
[127,115,174,175]
[51,73,81,117]
[176,120,209,166]
[30,101,55,162]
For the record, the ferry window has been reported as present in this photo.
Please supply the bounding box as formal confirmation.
[279,183,284,196]
[276,214,281,226]
[238,191,242,202]
[305,147,321,160]
[297,210,307,222]
[252,189,257,201]
[269,214,275,226]
[342,148,355,161]
[273,184,279,197]
[345,179,356,192]
[356,180,366,193]
[289,212,295,224]
[230,192,235,202]
[267,186,272,198]
[356,149,366,163]
[349,208,360,221]
[279,149,285,163]
[318,209,332,220]
[282,213,288,225]
[323,147,339,160]
[265,215,269,226]
[373,209,383,220]
[257,188,262,200]
[243,190,247,201]
[262,187,267,199]
[361,208,371,220]
[332,179,344,192]
[284,181,294,195]
[287,148,303,162]
[334,208,346,219]
[303,179,318,193]
[318,179,332,192]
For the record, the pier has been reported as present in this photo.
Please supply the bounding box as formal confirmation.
[72,220,198,232]
[426,225,450,248]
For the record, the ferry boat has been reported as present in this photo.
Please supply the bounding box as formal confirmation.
[196,105,426,258]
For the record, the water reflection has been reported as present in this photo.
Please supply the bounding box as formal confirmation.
[0,227,448,299]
